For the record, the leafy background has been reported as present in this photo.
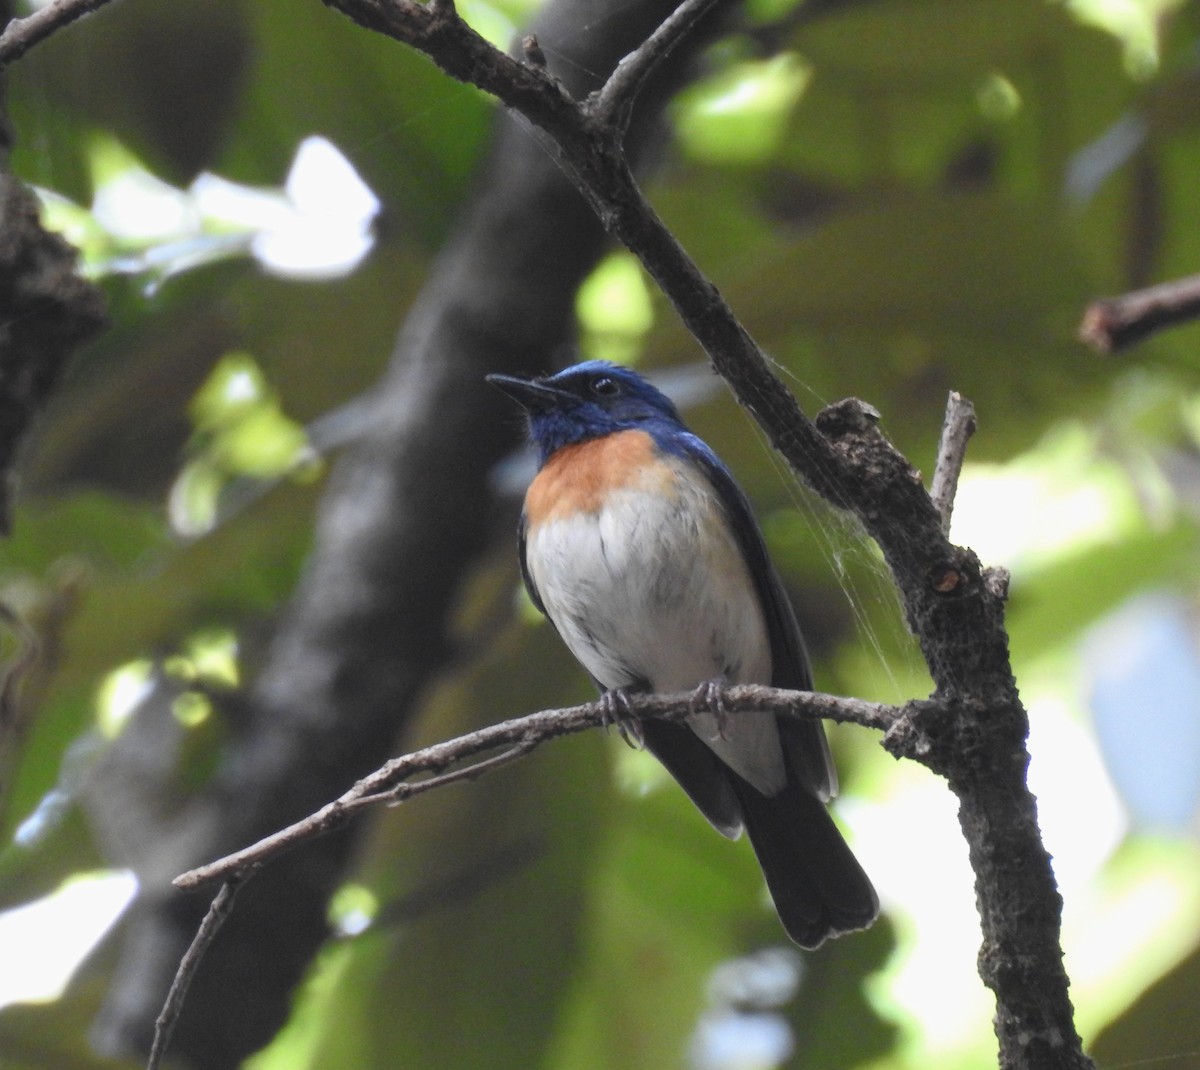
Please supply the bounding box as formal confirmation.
[2,0,1200,1068]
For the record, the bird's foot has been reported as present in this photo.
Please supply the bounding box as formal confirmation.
[689,676,731,739]
[599,688,643,749]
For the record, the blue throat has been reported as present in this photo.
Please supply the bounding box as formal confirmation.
[528,409,693,465]
[527,409,615,463]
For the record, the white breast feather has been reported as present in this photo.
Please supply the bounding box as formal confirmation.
[526,457,785,795]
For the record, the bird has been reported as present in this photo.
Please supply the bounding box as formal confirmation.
[486,360,878,948]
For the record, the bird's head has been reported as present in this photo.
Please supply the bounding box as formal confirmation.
[487,361,683,462]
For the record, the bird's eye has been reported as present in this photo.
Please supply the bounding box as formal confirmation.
[591,376,620,397]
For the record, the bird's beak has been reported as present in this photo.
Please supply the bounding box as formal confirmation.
[485,373,573,412]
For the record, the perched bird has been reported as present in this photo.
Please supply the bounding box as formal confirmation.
[487,360,877,947]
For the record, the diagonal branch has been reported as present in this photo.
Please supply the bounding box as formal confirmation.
[1079,271,1200,353]
[322,0,858,508]
[0,0,115,66]
[589,0,725,125]
[320,0,585,134]
[145,879,245,1070]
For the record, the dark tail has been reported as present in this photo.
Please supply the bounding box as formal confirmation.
[732,776,879,949]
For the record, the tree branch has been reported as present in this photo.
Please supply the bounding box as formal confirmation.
[152,681,895,1066]
[1079,272,1200,352]
[326,0,850,503]
[931,391,977,536]
[0,0,115,66]
[145,879,244,1070]
[0,176,106,534]
[590,0,724,125]
[0,0,110,535]
[174,686,898,892]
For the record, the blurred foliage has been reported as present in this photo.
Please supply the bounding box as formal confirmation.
[1,1,1200,1069]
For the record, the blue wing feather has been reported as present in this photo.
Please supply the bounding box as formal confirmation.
[663,430,838,800]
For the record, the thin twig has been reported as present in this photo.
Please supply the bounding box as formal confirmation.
[173,686,898,891]
[0,0,115,66]
[1079,272,1200,353]
[589,0,725,125]
[930,391,977,536]
[146,877,246,1070]
[381,735,541,803]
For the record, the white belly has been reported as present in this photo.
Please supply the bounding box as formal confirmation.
[525,464,785,794]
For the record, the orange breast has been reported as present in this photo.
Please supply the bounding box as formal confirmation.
[525,430,675,525]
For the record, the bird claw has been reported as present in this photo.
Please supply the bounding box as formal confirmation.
[690,677,731,739]
[599,688,643,749]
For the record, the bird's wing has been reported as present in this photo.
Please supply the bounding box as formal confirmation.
[677,433,838,801]
[640,718,745,838]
